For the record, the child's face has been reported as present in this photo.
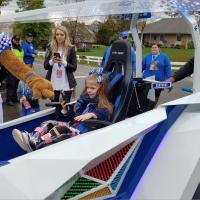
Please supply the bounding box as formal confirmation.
[86,80,100,99]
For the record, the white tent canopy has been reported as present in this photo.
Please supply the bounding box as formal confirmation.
[0,0,200,23]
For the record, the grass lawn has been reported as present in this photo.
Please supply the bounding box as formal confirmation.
[77,46,194,62]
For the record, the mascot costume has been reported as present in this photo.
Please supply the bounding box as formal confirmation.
[0,32,54,123]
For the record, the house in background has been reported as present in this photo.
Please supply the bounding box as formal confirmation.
[74,25,96,51]
[143,18,193,49]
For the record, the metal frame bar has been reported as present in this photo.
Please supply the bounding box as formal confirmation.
[181,11,200,92]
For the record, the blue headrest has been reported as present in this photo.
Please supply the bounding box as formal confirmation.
[108,73,123,89]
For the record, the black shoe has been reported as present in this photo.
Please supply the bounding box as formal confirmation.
[6,101,14,106]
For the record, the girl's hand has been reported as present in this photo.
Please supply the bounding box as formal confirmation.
[61,100,68,113]
[20,96,26,103]
[74,113,97,122]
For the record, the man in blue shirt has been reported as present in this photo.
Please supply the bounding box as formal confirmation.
[22,33,38,67]
[100,31,136,73]
[142,44,171,105]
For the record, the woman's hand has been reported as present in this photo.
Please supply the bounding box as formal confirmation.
[74,113,97,122]
[57,58,63,65]
[52,56,60,63]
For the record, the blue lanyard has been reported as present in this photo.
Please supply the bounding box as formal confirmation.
[151,53,160,63]
[57,51,63,68]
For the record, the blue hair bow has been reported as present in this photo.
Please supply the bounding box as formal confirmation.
[89,67,103,84]
[0,33,12,55]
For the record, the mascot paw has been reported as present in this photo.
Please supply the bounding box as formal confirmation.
[26,72,54,99]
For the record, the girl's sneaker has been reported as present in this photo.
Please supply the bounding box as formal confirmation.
[12,129,33,152]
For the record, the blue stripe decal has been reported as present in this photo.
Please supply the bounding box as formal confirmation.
[110,153,132,190]
[107,104,187,200]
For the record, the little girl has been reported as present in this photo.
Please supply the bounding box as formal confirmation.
[17,80,40,116]
[12,68,113,152]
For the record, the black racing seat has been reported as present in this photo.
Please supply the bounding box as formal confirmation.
[103,39,133,123]
[84,40,134,129]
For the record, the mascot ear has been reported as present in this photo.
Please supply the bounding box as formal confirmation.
[0,32,54,99]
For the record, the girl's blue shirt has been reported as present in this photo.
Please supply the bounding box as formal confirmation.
[17,81,34,99]
[62,95,111,133]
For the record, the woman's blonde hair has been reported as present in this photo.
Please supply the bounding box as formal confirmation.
[49,25,74,58]
[81,73,113,115]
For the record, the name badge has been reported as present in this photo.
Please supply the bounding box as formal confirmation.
[151,82,172,89]
[56,68,62,78]
[150,61,158,70]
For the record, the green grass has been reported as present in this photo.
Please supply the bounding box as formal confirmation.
[37,46,194,62]
[77,46,107,57]
[77,46,194,62]
[143,48,194,62]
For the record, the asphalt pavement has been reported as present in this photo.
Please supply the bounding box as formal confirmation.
[2,59,192,122]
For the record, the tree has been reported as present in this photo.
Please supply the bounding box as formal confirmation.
[13,0,52,49]
[16,0,44,11]
[94,17,130,45]
[137,21,147,45]
[0,0,11,6]
[58,0,85,4]
[62,20,95,45]
[0,0,12,14]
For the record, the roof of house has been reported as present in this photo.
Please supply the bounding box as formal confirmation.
[143,18,191,34]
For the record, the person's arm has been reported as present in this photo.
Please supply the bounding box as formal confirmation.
[75,97,89,116]
[172,58,194,82]
[164,55,171,80]
[92,108,110,121]
[43,49,53,70]
[66,47,77,72]
[73,107,111,122]
[142,56,147,72]
[74,112,97,121]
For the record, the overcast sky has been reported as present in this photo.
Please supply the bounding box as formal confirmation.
[1,0,63,15]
